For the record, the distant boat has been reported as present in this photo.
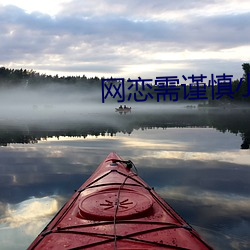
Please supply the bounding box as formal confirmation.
[115,106,132,114]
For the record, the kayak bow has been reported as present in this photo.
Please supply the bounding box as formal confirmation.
[28,152,213,249]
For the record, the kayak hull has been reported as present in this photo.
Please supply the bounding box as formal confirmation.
[28,152,213,249]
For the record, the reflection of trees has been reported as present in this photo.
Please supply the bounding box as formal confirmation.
[241,139,249,149]
[202,109,250,149]
[0,109,250,149]
[0,131,38,146]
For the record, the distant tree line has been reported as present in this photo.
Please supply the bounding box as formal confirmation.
[0,64,250,103]
[127,63,250,104]
[0,67,102,89]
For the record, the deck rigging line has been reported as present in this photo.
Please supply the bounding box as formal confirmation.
[112,160,137,249]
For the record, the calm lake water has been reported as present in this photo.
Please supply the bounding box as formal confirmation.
[0,105,250,249]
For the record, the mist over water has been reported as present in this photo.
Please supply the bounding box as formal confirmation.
[0,84,250,249]
[0,84,112,123]
[1,83,247,123]
[0,83,250,149]
[0,84,200,128]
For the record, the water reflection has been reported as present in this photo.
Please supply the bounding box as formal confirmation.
[0,116,250,249]
[0,196,62,250]
[1,196,59,228]
[0,107,250,149]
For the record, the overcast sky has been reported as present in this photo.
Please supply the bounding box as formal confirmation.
[0,0,250,81]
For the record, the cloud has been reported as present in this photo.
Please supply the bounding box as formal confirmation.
[58,0,242,19]
[0,1,249,78]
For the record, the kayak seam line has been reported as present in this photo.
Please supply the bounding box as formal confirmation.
[54,225,192,236]
[56,220,182,230]
[39,192,82,238]
[78,169,151,193]
[80,182,142,190]
[83,170,114,189]
[29,190,82,249]
[55,225,191,250]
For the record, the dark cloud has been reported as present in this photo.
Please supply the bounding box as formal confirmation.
[1,4,249,46]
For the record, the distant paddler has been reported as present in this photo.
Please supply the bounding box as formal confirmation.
[115,105,132,113]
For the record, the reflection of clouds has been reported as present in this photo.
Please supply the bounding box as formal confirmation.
[117,127,243,152]
[157,186,250,249]
[157,186,250,216]
[121,139,184,150]
[153,150,250,166]
[0,129,249,250]
[0,196,59,230]
[4,143,101,176]
[118,129,189,151]
[194,223,250,250]
[4,128,245,171]
[0,196,61,250]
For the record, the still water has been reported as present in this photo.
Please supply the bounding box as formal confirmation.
[0,106,250,249]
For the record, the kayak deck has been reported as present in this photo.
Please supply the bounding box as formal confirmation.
[28,152,213,249]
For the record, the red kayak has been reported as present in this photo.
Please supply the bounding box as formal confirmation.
[28,152,213,249]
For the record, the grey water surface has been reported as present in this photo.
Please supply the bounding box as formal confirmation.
[0,103,250,249]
